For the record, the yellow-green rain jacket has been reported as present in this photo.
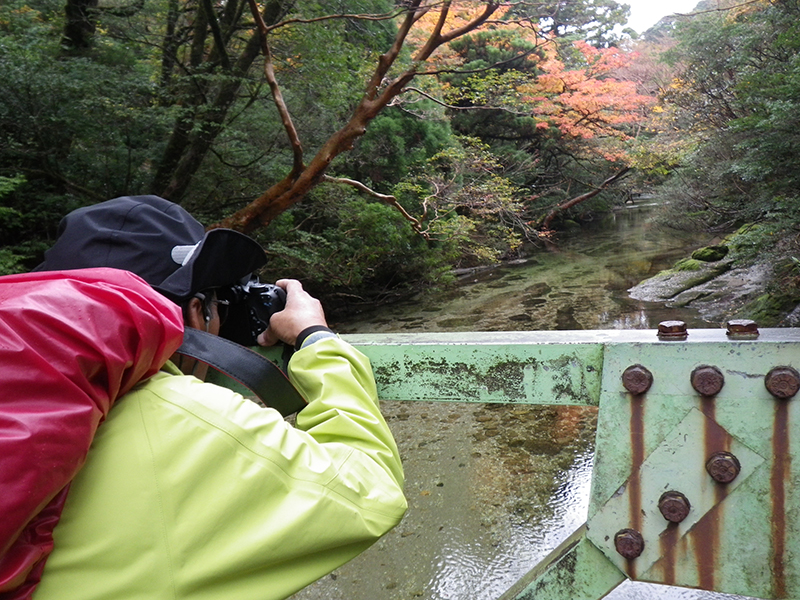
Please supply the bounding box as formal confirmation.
[34,337,407,600]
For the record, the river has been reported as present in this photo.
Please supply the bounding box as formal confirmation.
[334,202,716,335]
[291,204,754,600]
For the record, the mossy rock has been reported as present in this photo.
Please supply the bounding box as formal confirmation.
[691,245,729,262]
[629,259,733,302]
[741,292,800,327]
[673,258,704,272]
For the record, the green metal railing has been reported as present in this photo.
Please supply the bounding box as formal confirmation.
[231,324,800,599]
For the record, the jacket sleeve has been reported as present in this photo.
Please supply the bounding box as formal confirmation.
[0,267,184,598]
[290,337,405,494]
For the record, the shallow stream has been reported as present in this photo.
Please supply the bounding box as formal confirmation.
[335,202,717,335]
[292,205,756,600]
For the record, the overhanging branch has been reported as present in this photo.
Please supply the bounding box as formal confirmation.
[538,167,631,230]
[323,175,429,239]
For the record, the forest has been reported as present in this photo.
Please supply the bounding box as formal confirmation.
[2,0,800,316]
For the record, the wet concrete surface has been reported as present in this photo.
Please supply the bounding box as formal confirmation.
[290,402,597,600]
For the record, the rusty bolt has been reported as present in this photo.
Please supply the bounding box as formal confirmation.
[622,364,653,395]
[726,319,759,338]
[691,365,725,397]
[706,451,741,484]
[658,491,691,523]
[614,528,645,559]
[765,366,800,399]
[658,320,688,340]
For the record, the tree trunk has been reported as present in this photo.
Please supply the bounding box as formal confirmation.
[538,167,630,230]
[62,0,99,49]
[150,0,284,201]
[155,33,263,200]
[216,1,501,233]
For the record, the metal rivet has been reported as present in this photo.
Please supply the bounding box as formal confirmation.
[726,319,759,339]
[622,364,653,395]
[706,451,741,484]
[691,365,724,397]
[614,528,645,559]
[765,366,800,399]
[658,320,688,340]
[658,491,691,523]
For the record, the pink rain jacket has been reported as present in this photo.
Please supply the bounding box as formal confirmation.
[0,268,184,599]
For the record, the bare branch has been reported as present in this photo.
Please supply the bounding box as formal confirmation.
[399,86,529,116]
[412,1,452,61]
[435,2,500,48]
[323,175,429,239]
[20,168,106,202]
[201,0,231,70]
[98,0,145,18]
[217,1,505,233]
[374,2,501,109]
[417,45,543,76]
[366,0,425,101]
[263,9,407,33]
[247,0,303,175]
[675,0,765,18]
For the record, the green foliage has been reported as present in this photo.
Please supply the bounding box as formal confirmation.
[0,174,26,197]
[256,185,457,309]
[391,137,529,267]
[657,2,800,235]
[343,105,453,191]
[0,0,175,196]
[742,292,800,327]
[0,248,26,275]
[177,0,401,211]
[0,0,648,300]
[0,174,53,274]
[722,222,790,264]
[504,0,630,48]
[731,229,800,326]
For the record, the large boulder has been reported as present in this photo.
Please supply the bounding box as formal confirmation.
[628,259,733,303]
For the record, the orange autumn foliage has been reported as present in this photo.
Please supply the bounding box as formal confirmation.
[527,40,654,144]
[406,4,654,162]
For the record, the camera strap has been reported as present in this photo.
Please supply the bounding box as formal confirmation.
[176,328,306,417]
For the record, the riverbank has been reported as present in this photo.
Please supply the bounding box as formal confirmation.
[627,226,800,327]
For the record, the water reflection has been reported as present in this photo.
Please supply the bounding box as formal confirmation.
[337,206,714,335]
[425,407,596,600]
[290,402,597,600]
[294,207,754,600]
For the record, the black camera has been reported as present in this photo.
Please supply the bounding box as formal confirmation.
[218,276,286,346]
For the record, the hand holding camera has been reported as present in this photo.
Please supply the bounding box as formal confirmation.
[258,279,328,347]
[218,276,327,348]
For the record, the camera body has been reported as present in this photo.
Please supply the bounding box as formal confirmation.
[218,277,286,346]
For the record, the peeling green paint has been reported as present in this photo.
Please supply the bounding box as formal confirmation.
[359,342,603,405]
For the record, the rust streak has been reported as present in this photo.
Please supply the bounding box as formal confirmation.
[700,396,715,426]
[701,397,730,454]
[659,523,679,585]
[691,503,723,591]
[628,394,645,579]
[695,397,733,591]
[771,400,790,599]
[702,398,731,502]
